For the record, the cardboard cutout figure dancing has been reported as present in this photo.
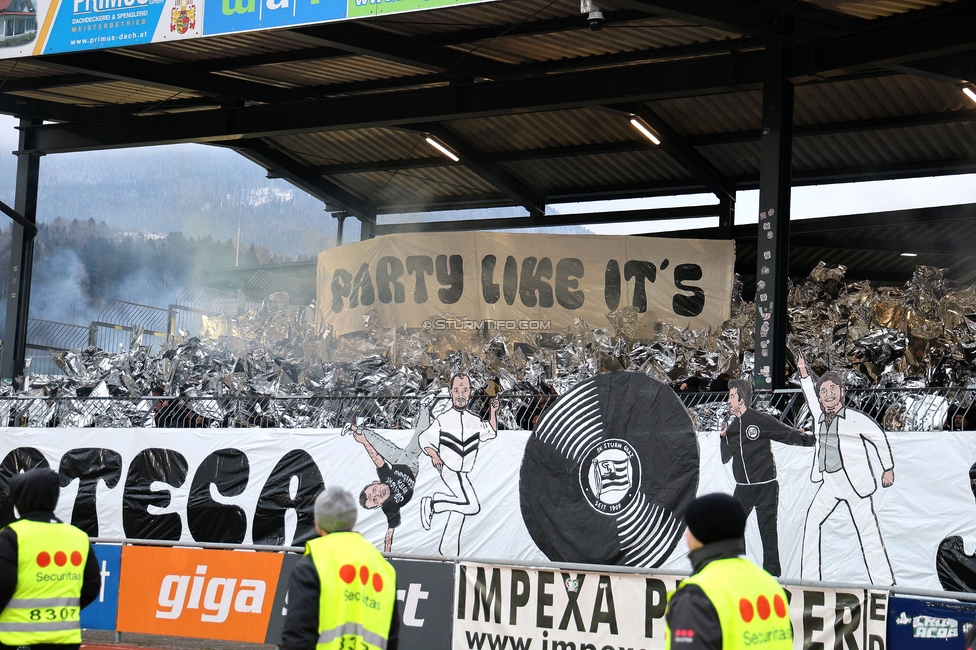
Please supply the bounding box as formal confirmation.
[721,378,814,576]
[346,391,451,551]
[797,355,896,585]
[418,373,499,556]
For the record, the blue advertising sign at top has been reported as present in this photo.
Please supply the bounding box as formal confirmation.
[0,0,488,57]
[43,0,168,53]
[202,0,343,35]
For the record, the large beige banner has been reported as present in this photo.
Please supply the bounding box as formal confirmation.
[316,232,734,336]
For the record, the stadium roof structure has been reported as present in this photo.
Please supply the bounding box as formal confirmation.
[0,0,975,386]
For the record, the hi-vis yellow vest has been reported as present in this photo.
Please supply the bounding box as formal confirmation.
[0,519,90,646]
[665,557,793,650]
[307,532,397,650]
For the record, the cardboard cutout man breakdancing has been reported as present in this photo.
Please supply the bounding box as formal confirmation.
[797,355,896,585]
[418,373,499,556]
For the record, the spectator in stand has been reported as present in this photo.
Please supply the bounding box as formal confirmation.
[151,386,209,428]
[676,376,706,393]
[710,373,732,393]
[946,405,976,431]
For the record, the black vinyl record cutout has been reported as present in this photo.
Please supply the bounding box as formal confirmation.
[520,371,699,566]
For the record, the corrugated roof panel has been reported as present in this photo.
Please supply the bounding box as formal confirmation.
[695,142,762,177]
[651,91,762,136]
[500,149,688,191]
[802,0,953,19]
[791,123,976,171]
[794,75,969,125]
[336,165,499,201]
[271,129,440,165]
[229,55,431,86]
[10,83,200,105]
[0,59,68,79]
[448,108,636,152]
[651,74,973,141]
[133,29,318,62]
[448,19,740,65]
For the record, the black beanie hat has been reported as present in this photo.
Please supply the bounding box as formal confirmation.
[684,493,747,545]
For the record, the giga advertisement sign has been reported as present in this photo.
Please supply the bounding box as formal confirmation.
[116,545,284,643]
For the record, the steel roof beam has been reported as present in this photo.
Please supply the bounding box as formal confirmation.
[0,74,103,93]
[191,46,349,72]
[232,139,372,219]
[789,235,974,255]
[315,107,976,174]
[596,0,782,36]
[374,204,718,235]
[419,123,546,217]
[607,0,976,83]
[366,151,976,211]
[0,93,126,123]
[22,54,762,153]
[39,52,305,104]
[21,4,976,154]
[784,1,976,79]
[887,53,976,85]
[287,22,534,81]
[422,9,655,46]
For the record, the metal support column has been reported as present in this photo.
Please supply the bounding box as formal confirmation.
[335,214,346,246]
[1,118,41,384]
[719,189,735,238]
[754,43,793,390]
[358,216,375,240]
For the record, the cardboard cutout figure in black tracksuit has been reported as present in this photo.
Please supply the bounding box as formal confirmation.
[722,380,814,576]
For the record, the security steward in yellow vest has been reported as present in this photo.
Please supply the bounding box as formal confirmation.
[282,486,399,650]
[0,469,101,650]
[665,493,793,650]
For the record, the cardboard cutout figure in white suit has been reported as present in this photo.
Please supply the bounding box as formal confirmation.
[798,355,896,585]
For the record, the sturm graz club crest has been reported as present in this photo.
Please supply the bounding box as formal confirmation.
[746,424,761,440]
[520,371,699,567]
[580,439,641,514]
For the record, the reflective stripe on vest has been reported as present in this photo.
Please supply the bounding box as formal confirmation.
[307,532,397,650]
[665,558,793,650]
[0,519,89,647]
[318,622,388,649]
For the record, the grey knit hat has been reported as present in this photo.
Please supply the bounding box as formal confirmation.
[314,486,358,533]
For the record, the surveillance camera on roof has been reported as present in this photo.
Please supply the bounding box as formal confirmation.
[580,0,604,31]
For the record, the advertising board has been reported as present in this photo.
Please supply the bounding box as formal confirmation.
[454,562,889,650]
[0,0,489,58]
[116,545,285,642]
[80,542,121,631]
[887,595,976,649]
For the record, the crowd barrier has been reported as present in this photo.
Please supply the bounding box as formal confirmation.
[82,539,976,650]
[0,387,973,431]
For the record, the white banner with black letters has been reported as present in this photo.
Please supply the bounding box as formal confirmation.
[0,416,974,592]
[453,562,888,650]
[316,232,735,335]
[0,426,540,560]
